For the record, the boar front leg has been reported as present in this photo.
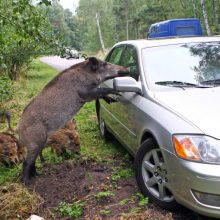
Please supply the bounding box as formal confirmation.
[79,88,118,102]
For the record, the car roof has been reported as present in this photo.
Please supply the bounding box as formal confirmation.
[114,36,220,49]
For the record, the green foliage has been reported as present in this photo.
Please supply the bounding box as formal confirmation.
[120,197,134,205]
[76,0,220,52]
[0,164,21,185]
[95,190,115,201]
[0,75,14,103]
[57,200,85,219]
[0,0,58,80]
[100,209,111,216]
[111,166,134,182]
[37,147,63,166]
[42,0,80,50]
[128,193,148,215]
[136,192,149,207]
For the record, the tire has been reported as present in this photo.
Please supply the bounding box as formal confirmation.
[97,105,111,139]
[135,138,179,210]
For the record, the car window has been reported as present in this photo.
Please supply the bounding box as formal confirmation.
[142,42,220,87]
[107,46,124,65]
[120,46,139,81]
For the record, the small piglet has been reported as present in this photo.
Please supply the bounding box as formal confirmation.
[0,132,19,166]
[40,119,80,161]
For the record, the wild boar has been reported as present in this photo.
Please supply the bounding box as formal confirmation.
[17,57,129,184]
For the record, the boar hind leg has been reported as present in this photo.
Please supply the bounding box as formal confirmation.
[22,142,45,184]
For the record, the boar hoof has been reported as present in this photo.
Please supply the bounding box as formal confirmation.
[21,161,35,184]
[22,177,32,186]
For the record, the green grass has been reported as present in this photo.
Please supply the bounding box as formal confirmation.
[95,190,115,202]
[0,164,21,185]
[57,199,85,219]
[111,166,134,182]
[136,192,149,207]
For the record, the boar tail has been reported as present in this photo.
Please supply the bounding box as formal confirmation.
[5,111,15,133]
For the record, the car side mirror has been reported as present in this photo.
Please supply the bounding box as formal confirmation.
[113,77,142,94]
[129,66,139,81]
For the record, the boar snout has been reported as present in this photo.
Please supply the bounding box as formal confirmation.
[12,156,19,164]
[117,70,131,77]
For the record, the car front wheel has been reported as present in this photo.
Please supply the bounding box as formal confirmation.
[135,138,179,210]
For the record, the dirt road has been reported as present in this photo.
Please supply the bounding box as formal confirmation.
[40,56,84,71]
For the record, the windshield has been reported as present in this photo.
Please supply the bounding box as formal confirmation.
[142,42,220,87]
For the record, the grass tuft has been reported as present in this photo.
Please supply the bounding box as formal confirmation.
[0,183,43,220]
[57,199,85,219]
[95,190,115,202]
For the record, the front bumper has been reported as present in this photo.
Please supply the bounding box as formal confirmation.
[163,149,220,218]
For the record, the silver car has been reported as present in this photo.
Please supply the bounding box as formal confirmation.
[96,37,220,218]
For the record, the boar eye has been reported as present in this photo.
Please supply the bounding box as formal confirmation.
[10,153,13,156]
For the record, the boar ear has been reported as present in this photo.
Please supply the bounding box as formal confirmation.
[88,57,99,71]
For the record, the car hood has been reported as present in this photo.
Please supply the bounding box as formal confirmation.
[154,87,220,139]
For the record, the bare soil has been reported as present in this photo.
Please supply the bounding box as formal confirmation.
[29,158,213,220]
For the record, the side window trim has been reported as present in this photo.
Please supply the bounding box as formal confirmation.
[122,45,140,81]
[105,45,126,64]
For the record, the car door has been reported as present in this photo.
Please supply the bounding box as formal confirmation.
[100,45,126,130]
[107,45,142,153]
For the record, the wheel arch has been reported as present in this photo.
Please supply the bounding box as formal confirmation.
[141,130,158,146]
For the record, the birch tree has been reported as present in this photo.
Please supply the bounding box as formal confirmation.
[96,13,105,51]
[212,0,219,30]
[200,0,211,36]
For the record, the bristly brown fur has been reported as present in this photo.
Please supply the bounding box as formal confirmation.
[17,57,128,184]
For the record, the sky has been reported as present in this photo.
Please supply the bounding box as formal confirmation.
[59,0,79,13]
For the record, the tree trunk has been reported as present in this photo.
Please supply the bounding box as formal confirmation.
[125,4,129,40]
[213,0,219,28]
[179,0,186,10]
[95,13,105,51]
[191,0,198,17]
[200,0,211,36]
[126,19,129,40]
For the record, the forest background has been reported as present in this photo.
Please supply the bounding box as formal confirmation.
[0,0,219,100]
